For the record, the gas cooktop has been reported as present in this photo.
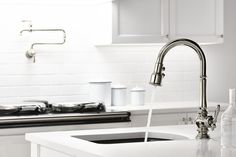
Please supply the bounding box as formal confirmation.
[0,101,106,116]
[0,101,131,128]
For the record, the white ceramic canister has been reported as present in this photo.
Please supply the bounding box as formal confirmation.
[111,85,127,106]
[89,81,112,107]
[130,87,145,106]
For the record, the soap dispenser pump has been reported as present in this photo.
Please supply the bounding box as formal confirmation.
[221,89,236,148]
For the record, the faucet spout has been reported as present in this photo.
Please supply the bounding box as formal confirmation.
[20,29,33,35]
[150,38,207,109]
[150,38,220,139]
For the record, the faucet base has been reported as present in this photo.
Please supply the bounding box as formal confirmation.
[196,133,210,139]
[196,121,210,139]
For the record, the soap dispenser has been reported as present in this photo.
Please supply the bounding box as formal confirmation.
[221,89,236,148]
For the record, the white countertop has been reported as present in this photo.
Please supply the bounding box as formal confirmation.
[25,124,236,157]
[108,101,228,114]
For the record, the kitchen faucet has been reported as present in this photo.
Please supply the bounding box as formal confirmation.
[150,38,220,139]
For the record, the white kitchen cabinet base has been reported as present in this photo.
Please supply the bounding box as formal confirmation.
[0,135,30,157]
[0,122,131,157]
[31,143,98,157]
[31,143,72,157]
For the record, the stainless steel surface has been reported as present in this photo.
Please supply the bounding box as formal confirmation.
[0,105,20,115]
[23,100,105,113]
[0,102,46,115]
[0,111,131,128]
[51,102,105,113]
[150,38,220,139]
[0,105,19,110]
[23,100,50,107]
[0,101,129,128]
[20,28,66,62]
[20,104,46,113]
[51,102,100,107]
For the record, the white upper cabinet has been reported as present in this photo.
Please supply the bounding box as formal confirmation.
[112,0,169,44]
[94,0,223,45]
[169,0,223,43]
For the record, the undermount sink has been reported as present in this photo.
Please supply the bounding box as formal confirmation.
[72,132,188,144]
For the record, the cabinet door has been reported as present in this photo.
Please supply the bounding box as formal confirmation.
[169,0,223,43]
[112,0,169,43]
[0,135,30,157]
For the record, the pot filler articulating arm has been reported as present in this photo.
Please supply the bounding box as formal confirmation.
[20,23,66,63]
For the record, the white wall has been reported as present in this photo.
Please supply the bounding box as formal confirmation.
[0,1,204,105]
[203,0,235,103]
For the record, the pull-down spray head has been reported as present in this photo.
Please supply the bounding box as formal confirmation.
[150,62,165,86]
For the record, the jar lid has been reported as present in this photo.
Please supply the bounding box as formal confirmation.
[130,86,145,92]
[89,80,112,84]
[111,84,127,89]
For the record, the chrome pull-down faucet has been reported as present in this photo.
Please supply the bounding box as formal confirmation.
[150,38,220,139]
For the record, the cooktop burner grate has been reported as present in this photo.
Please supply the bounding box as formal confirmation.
[0,101,106,116]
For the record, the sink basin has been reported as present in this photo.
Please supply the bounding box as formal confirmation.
[72,132,188,144]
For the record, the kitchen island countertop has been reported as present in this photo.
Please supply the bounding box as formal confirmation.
[25,124,236,157]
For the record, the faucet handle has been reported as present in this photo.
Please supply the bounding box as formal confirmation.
[33,55,36,63]
[210,104,220,130]
[213,104,220,123]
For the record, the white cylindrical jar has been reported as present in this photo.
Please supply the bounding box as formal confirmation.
[130,87,145,106]
[89,81,112,107]
[111,85,127,106]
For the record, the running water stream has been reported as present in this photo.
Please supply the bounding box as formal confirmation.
[144,86,157,142]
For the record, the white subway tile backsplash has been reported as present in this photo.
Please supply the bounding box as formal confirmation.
[183,72,200,81]
[0,84,88,98]
[183,91,199,101]
[0,74,89,86]
[164,72,183,82]
[0,2,200,104]
[164,46,199,61]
